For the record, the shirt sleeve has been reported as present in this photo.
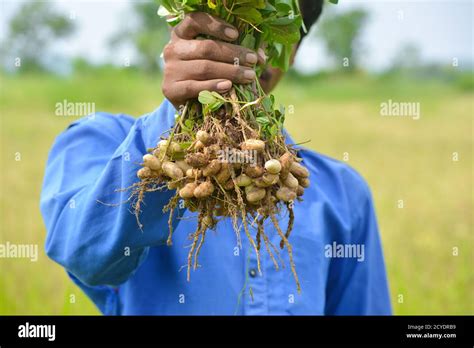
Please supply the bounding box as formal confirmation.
[324,178,392,315]
[40,101,180,288]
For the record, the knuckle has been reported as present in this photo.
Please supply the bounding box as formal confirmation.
[161,83,171,99]
[181,83,192,97]
[181,14,193,27]
[183,14,197,31]
[175,15,195,37]
[163,43,175,59]
[199,40,215,57]
[163,61,175,77]
[172,82,192,101]
[196,61,212,76]
[233,65,243,80]
[173,22,184,37]
[162,74,177,100]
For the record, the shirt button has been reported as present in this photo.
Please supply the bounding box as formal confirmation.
[249,269,257,278]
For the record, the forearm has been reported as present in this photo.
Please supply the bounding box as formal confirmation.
[41,101,178,287]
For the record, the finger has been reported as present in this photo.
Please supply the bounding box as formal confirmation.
[176,60,256,84]
[170,79,233,104]
[174,12,239,42]
[173,39,258,67]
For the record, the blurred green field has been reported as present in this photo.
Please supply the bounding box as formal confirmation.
[0,71,472,315]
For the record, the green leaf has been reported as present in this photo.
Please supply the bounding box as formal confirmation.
[264,22,301,45]
[198,90,217,105]
[184,118,194,130]
[232,7,263,24]
[262,96,273,113]
[269,42,294,71]
[211,91,226,101]
[256,112,270,126]
[235,0,266,9]
[275,3,292,15]
[269,124,278,137]
[241,33,256,49]
[261,3,276,13]
[179,141,193,150]
[208,100,224,111]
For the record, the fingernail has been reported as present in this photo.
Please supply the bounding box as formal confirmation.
[224,27,239,40]
[246,53,258,65]
[217,80,232,91]
[243,69,256,80]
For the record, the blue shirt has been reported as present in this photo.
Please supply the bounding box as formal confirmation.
[40,100,392,315]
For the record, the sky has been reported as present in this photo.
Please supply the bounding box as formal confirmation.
[0,0,473,73]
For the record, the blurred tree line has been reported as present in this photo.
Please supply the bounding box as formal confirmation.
[108,2,169,75]
[0,2,75,73]
[318,8,369,72]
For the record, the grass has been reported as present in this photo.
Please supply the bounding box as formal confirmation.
[0,71,472,315]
